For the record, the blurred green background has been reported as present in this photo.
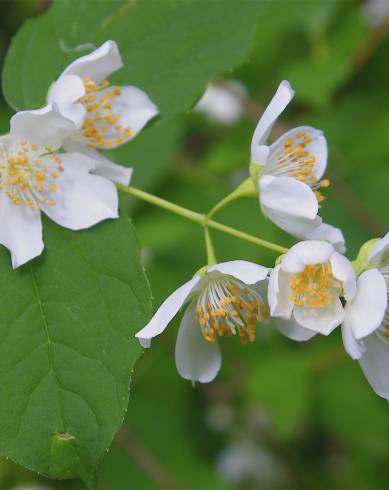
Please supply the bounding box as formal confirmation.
[0,0,388,489]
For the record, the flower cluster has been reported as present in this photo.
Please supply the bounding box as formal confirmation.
[1,41,387,403]
[0,40,158,268]
[136,81,388,404]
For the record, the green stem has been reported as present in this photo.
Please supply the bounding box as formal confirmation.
[203,227,217,265]
[207,190,241,219]
[117,184,287,254]
[207,177,257,219]
[206,218,287,254]
[117,184,203,224]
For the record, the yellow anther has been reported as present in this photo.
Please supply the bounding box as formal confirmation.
[315,190,325,203]
[36,171,46,181]
[106,115,120,125]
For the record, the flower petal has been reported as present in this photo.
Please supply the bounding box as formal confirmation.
[0,133,11,146]
[90,85,158,149]
[293,297,344,335]
[267,126,327,180]
[263,205,322,236]
[259,174,319,220]
[302,223,346,253]
[268,265,294,318]
[341,322,365,360]
[175,302,222,383]
[250,80,294,159]
[0,192,43,268]
[208,260,269,285]
[10,105,76,149]
[252,145,270,166]
[273,313,317,341]
[369,232,389,266]
[329,251,356,301]
[135,276,201,348]
[344,269,387,340]
[359,332,389,400]
[281,240,334,274]
[40,153,118,230]
[62,40,122,81]
[47,74,86,127]
[63,140,132,185]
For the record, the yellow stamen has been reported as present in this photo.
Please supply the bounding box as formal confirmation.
[289,263,341,308]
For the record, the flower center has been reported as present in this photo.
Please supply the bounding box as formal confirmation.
[0,141,63,209]
[272,131,330,204]
[289,262,341,308]
[80,77,132,148]
[194,277,269,344]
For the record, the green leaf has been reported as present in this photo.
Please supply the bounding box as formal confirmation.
[0,215,151,486]
[0,104,12,134]
[3,0,259,115]
[107,116,184,195]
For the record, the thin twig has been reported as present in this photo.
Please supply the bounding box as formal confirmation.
[351,14,389,73]
[116,427,182,490]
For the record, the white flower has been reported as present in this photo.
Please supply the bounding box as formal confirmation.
[268,240,356,340]
[46,40,158,185]
[341,233,389,398]
[195,81,246,124]
[251,80,329,236]
[0,107,119,268]
[136,261,270,383]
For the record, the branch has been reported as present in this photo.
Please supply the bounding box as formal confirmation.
[116,427,182,490]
